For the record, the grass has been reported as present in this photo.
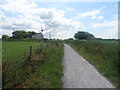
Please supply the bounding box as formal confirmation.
[66,40,118,88]
[2,41,40,62]
[2,40,64,88]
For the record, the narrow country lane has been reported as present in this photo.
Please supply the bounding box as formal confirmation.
[62,44,115,88]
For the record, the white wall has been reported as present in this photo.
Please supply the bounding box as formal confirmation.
[32,34,43,39]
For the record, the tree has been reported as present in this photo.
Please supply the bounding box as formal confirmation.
[2,35,10,39]
[12,30,37,39]
[95,38,102,40]
[12,30,27,39]
[74,31,95,40]
[67,38,74,40]
[27,31,36,38]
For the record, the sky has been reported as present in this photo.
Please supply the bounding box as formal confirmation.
[0,0,118,39]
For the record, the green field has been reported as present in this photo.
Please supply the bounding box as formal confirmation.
[2,40,119,88]
[2,40,64,88]
[3,41,40,62]
[66,40,119,87]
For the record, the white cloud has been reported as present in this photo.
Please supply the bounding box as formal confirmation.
[113,15,118,19]
[90,19,118,39]
[91,16,97,19]
[0,0,84,39]
[1,29,13,37]
[97,16,104,20]
[75,6,106,20]
[91,16,104,20]
[65,7,74,11]
[77,10,100,18]
[95,27,118,39]
[91,20,117,28]
[35,8,65,20]
[1,0,116,39]
[0,0,37,14]
[29,0,119,2]
[100,6,107,10]
[54,30,74,39]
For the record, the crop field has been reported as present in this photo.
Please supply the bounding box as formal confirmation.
[2,40,64,88]
[66,40,119,87]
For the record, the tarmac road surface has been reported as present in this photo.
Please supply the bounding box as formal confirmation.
[62,44,115,88]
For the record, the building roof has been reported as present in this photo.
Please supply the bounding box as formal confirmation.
[32,33,43,36]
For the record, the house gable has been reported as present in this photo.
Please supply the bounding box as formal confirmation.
[32,33,43,39]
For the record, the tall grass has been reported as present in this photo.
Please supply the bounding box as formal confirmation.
[66,40,118,87]
[2,41,64,88]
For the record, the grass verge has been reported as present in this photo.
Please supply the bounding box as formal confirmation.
[66,40,118,88]
[3,41,64,88]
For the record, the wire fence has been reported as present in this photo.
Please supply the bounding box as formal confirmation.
[2,41,61,64]
[2,44,42,63]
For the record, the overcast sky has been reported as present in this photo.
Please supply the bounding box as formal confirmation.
[0,0,118,39]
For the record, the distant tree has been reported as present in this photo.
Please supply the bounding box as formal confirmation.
[12,30,27,39]
[95,38,102,40]
[67,38,74,40]
[2,35,10,39]
[74,31,95,40]
[12,30,37,39]
[43,38,49,40]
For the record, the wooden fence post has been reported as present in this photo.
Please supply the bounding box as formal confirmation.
[30,46,32,60]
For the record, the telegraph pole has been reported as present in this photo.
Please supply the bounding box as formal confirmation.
[41,27,43,32]
[49,31,51,40]
[40,27,43,40]
[12,28,15,37]
[13,28,14,32]
[12,25,15,37]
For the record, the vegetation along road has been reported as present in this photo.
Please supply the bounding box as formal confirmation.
[62,44,115,88]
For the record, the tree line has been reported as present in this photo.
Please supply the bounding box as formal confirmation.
[2,30,117,41]
[2,31,96,40]
[2,30,37,39]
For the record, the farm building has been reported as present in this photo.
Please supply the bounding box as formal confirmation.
[31,33,44,39]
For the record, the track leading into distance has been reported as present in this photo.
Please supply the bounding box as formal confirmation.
[62,44,115,88]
